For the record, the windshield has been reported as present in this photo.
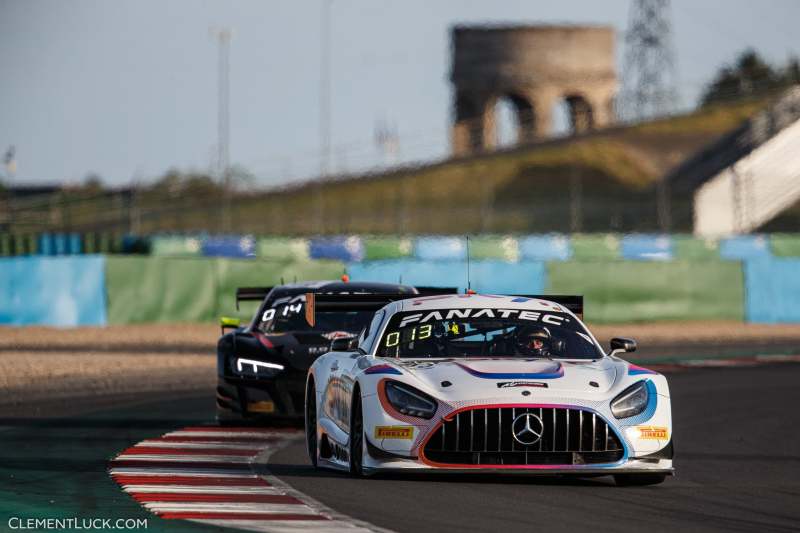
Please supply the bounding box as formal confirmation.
[257,295,374,334]
[376,308,603,359]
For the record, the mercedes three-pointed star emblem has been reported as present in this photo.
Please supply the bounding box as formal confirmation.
[511,412,544,446]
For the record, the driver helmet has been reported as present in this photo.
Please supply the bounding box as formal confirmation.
[516,326,552,357]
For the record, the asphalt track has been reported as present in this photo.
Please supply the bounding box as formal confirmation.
[1,364,799,532]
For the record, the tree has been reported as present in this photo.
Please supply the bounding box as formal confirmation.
[701,49,799,107]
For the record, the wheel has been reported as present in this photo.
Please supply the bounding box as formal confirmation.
[614,473,667,486]
[305,380,318,468]
[349,390,365,477]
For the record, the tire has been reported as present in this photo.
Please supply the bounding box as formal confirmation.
[614,473,667,486]
[349,389,365,477]
[305,380,318,469]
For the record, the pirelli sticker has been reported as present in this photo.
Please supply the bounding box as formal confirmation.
[637,426,669,440]
[374,425,414,440]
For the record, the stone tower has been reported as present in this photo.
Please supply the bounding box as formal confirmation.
[451,25,617,155]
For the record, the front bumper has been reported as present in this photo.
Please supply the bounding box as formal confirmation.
[216,373,306,422]
[363,445,673,475]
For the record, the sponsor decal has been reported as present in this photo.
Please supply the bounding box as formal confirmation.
[637,426,669,440]
[398,308,567,328]
[322,331,356,340]
[247,401,275,413]
[497,381,548,388]
[396,360,444,370]
[374,426,414,440]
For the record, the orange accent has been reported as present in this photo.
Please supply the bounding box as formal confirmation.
[341,274,350,283]
[466,289,476,295]
[305,292,315,327]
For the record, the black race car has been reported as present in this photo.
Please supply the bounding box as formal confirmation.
[216,280,455,424]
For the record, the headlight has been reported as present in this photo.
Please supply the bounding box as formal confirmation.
[384,381,438,419]
[610,381,649,419]
[232,357,284,377]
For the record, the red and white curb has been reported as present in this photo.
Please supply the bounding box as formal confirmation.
[646,353,800,373]
[109,426,391,532]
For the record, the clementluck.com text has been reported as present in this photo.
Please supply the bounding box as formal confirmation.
[8,517,148,530]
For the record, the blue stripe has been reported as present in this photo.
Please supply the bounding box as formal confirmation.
[457,363,564,380]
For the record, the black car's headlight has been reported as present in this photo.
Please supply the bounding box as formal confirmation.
[610,381,649,419]
[231,357,284,378]
[384,381,438,419]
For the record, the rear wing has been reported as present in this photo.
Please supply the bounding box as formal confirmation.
[414,286,459,296]
[304,292,583,326]
[305,292,419,327]
[235,286,273,310]
[517,295,583,319]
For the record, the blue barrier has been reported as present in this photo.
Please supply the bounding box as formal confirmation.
[202,235,256,258]
[620,234,673,261]
[347,259,546,294]
[0,256,107,326]
[414,237,466,261]
[744,258,800,323]
[309,236,364,262]
[720,235,771,260]
[518,235,572,261]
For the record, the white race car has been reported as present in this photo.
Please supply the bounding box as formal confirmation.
[305,293,673,485]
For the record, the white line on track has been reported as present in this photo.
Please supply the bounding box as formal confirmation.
[188,519,373,533]
[114,454,254,462]
[142,503,316,513]
[135,440,271,450]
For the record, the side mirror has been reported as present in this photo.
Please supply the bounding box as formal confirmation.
[609,337,637,353]
[220,316,241,334]
[330,337,354,352]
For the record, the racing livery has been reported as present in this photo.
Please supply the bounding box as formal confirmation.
[216,280,453,423]
[306,293,674,485]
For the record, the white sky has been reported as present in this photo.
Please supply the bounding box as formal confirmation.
[1,0,798,187]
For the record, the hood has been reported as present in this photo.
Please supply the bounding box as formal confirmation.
[382,357,621,401]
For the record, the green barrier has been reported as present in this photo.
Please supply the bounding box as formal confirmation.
[546,260,744,323]
[363,236,413,260]
[672,235,719,260]
[106,257,218,324]
[769,234,800,257]
[257,237,310,261]
[570,234,620,260]
[106,256,346,324]
[150,236,203,256]
[468,235,519,261]
[0,234,10,256]
[213,258,345,318]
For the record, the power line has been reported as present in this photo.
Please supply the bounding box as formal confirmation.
[622,0,678,121]
[211,27,233,231]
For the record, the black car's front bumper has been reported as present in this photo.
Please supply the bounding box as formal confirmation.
[216,372,307,423]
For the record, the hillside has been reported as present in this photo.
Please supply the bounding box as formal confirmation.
[3,98,770,235]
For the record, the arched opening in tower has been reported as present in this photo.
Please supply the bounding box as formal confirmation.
[564,94,595,134]
[492,93,535,148]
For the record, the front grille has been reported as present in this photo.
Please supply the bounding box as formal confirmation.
[423,406,624,466]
